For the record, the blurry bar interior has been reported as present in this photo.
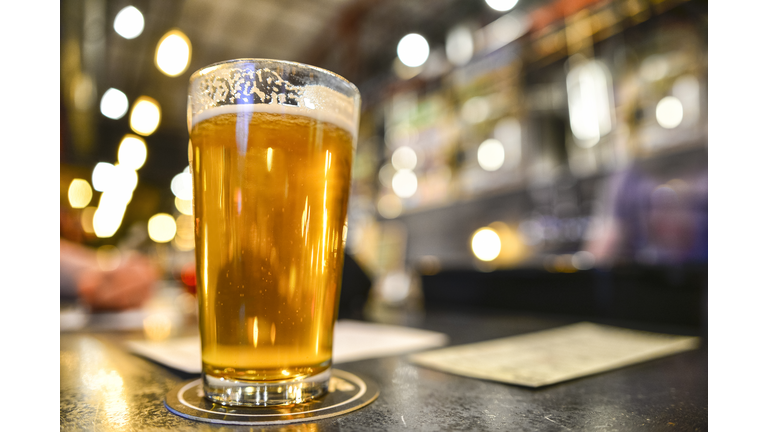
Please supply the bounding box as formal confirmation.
[61,0,707,328]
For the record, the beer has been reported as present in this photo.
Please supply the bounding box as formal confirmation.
[190,106,354,384]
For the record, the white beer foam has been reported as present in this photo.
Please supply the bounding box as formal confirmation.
[191,85,358,139]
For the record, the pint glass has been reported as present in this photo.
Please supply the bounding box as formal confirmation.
[187,59,360,406]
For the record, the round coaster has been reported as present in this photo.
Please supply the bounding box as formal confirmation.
[165,369,379,425]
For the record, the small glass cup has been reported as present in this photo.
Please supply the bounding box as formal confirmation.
[188,59,360,406]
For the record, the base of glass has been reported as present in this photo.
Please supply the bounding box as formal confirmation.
[203,369,331,407]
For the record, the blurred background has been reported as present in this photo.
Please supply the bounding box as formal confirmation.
[60,0,707,331]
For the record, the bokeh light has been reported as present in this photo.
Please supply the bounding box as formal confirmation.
[392,169,418,198]
[143,314,172,341]
[175,197,193,215]
[173,214,195,251]
[155,30,191,77]
[113,6,144,39]
[92,162,115,192]
[656,96,684,129]
[80,206,96,234]
[486,0,519,12]
[117,135,147,170]
[171,169,194,200]
[93,193,128,238]
[378,193,403,219]
[391,146,418,170]
[566,59,614,147]
[68,179,93,209]
[477,139,505,171]
[111,164,139,192]
[446,25,474,66]
[471,228,502,261]
[100,88,129,120]
[397,33,430,68]
[148,213,177,243]
[130,96,161,136]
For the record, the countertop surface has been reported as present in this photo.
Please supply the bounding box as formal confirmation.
[60,311,707,431]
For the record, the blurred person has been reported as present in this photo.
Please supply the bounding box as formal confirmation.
[587,162,708,267]
[60,239,158,310]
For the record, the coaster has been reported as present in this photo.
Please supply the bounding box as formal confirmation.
[165,369,379,425]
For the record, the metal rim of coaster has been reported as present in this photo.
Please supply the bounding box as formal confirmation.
[164,369,379,425]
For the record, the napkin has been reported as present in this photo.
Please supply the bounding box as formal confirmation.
[125,319,448,373]
[409,322,699,387]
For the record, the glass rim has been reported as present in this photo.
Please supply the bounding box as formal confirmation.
[188,58,359,97]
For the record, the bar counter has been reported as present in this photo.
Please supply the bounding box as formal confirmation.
[60,311,707,431]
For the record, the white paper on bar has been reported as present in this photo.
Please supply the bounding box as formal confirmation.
[125,319,449,374]
[60,309,150,332]
[409,322,699,388]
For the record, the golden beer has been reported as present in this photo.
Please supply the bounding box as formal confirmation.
[188,59,359,406]
[191,109,353,382]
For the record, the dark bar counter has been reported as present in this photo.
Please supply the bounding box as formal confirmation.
[60,310,706,431]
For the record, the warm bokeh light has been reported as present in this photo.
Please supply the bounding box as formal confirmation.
[111,164,139,192]
[171,169,193,200]
[656,96,684,129]
[100,88,129,120]
[173,234,196,252]
[143,313,172,341]
[392,169,418,198]
[113,6,144,39]
[397,33,430,68]
[130,96,161,136]
[155,30,191,77]
[96,245,122,271]
[81,206,96,234]
[68,179,93,209]
[148,213,177,243]
[173,214,195,251]
[446,25,474,66]
[117,135,147,170]
[378,193,403,219]
[92,162,114,192]
[566,59,614,147]
[174,197,193,215]
[93,192,128,238]
[477,139,505,171]
[391,146,418,170]
[486,0,519,12]
[471,228,502,261]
